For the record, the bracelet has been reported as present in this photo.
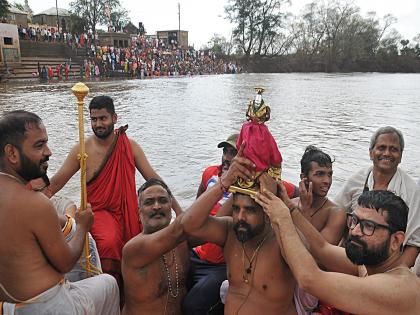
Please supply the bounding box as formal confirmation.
[219,178,229,193]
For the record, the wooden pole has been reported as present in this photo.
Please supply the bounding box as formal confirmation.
[71,82,91,276]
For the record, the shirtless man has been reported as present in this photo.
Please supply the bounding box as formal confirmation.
[122,178,189,315]
[50,95,181,294]
[182,144,297,315]
[256,189,420,314]
[291,145,346,245]
[0,110,118,314]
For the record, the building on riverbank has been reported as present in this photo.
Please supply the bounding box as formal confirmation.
[0,23,21,65]
[32,8,72,32]
[3,6,28,28]
[156,30,188,49]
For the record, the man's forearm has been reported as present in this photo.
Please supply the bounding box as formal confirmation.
[67,224,89,265]
[182,183,223,232]
[291,209,330,260]
[272,210,320,289]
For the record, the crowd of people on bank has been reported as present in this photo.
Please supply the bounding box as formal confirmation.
[19,25,239,79]
[1,94,419,315]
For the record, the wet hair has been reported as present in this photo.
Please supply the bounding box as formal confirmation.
[300,145,333,176]
[369,126,404,153]
[357,190,408,233]
[89,96,115,115]
[0,110,42,158]
[138,178,172,203]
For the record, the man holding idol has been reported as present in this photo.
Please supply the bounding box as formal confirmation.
[182,89,298,315]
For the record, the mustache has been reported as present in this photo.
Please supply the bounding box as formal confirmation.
[41,156,49,163]
[149,210,166,218]
[346,235,367,247]
[234,220,251,230]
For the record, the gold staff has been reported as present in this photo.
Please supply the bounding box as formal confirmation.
[72,82,91,276]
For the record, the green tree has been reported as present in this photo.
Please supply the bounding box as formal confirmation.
[0,0,10,18]
[206,33,234,56]
[225,0,290,56]
[110,7,129,32]
[69,0,125,34]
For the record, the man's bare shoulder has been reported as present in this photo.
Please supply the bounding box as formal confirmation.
[326,199,346,215]
[375,268,420,298]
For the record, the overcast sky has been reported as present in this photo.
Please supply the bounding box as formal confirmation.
[28,0,420,48]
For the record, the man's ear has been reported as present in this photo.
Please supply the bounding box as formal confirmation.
[391,231,405,252]
[4,144,20,165]
[112,113,117,124]
[369,149,374,161]
[300,173,304,180]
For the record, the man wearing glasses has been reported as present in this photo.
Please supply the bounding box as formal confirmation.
[334,126,420,271]
[256,189,420,314]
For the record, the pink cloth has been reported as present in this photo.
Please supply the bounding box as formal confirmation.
[237,121,282,171]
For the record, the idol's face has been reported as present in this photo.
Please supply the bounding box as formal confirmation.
[369,133,402,174]
[90,108,116,139]
[232,194,266,243]
[139,185,172,234]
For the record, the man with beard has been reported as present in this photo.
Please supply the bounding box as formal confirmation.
[334,126,420,269]
[50,95,180,299]
[256,189,420,314]
[0,110,119,314]
[122,178,189,315]
[182,144,298,315]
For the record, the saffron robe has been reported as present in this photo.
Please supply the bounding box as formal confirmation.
[88,127,141,262]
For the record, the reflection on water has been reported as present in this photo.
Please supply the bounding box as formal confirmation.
[1,73,419,208]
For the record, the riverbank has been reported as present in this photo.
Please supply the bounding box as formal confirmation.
[235,54,420,73]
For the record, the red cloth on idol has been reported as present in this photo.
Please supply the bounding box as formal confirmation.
[88,127,141,262]
[237,121,282,171]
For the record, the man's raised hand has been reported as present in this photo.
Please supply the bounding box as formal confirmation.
[220,141,255,188]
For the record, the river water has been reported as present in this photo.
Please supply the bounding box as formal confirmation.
[1,73,419,208]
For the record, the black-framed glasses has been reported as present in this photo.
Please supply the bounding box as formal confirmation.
[346,213,396,236]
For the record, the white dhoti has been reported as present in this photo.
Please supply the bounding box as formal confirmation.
[1,274,120,315]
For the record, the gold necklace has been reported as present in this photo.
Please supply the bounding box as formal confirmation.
[161,249,179,298]
[242,232,270,284]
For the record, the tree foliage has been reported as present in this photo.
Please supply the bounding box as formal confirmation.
[110,7,129,32]
[0,0,10,18]
[69,0,126,34]
[225,0,291,56]
[205,33,234,56]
